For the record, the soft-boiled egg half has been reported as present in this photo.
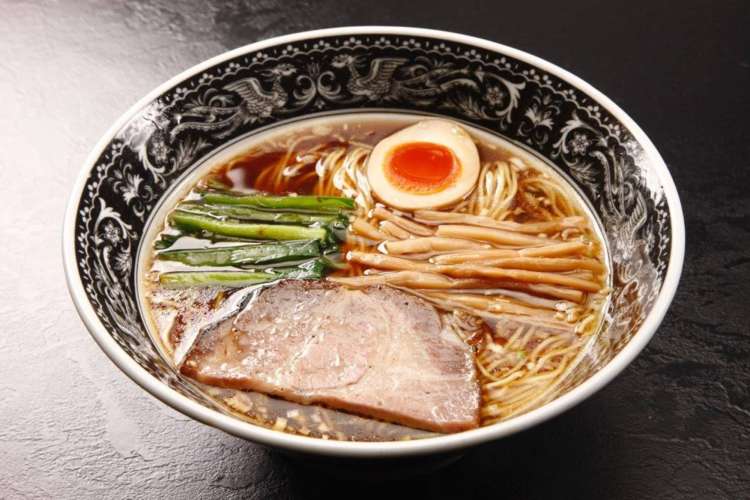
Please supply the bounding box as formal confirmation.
[366,119,480,210]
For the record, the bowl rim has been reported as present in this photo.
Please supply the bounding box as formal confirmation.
[63,25,685,458]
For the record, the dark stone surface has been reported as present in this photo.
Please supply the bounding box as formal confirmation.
[1,0,747,498]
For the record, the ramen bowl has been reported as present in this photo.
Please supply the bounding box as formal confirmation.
[63,27,684,461]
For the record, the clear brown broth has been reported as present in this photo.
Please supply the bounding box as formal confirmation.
[142,114,608,441]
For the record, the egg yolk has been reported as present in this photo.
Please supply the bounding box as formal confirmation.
[384,142,459,194]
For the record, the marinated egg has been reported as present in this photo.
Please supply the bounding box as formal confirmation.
[366,119,480,210]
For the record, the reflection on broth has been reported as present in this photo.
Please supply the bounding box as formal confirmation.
[142,114,609,441]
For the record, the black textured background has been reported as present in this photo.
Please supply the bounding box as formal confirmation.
[1,1,748,498]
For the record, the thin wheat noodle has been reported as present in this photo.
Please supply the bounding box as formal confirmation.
[478,366,525,386]
[527,336,565,364]
[485,359,572,413]
[533,343,582,373]
[481,353,527,377]
[469,289,564,310]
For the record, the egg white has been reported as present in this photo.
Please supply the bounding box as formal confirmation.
[366,119,480,210]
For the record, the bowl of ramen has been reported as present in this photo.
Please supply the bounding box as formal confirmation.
[63,27,684,459]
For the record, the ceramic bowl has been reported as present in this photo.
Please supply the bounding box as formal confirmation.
[64,26,684,460]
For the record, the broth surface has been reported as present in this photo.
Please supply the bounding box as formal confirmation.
[140,113,609,441]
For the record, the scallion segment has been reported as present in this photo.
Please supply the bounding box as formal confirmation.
[178,202,345,226]
[169,211,329,242]
[199,191,355,213]
[156,240,321,267]
[158,258,329,288]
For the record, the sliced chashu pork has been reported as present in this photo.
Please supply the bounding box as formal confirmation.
[181,281,480,433]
